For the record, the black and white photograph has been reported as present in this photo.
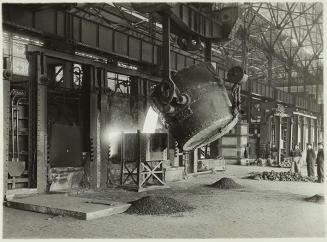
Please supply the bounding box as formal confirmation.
[1,1,325,239]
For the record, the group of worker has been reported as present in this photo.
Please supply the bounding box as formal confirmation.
[290,142,324,183]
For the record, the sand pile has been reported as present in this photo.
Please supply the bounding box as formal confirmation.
[125,196,194,215]
[209,177,243,189]
[305,194,324,204]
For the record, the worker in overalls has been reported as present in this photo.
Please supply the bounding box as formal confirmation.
[316,143,324,183]
[290,144,302,174]
[306,143,316,178]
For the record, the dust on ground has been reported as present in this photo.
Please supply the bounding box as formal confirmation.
[3,165,325,238]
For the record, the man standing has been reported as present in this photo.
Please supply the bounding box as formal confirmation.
[306,143,316,178]
[290,144,302,174]
[244,143,250,158]
[316,143,324,183]
[270,144,278,165]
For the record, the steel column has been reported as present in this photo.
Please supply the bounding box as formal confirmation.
[27,53,37,188]
[287,66,292,93]
[36,53,48,193]
[98,67,109,188]
[287,117,293,155]
[3,65,11,195]
[267,54,273,86]
[89,66,101,189]
[193,148,198,174]
[276,116,281,164]
[290,117,294,150]
[63,62,73,89]
[296,115,301,147]
[162,14,171,79]
[247,96,252,124]
[301,116,305,150]
[308,118,312,146]
[314,119,318,149]
[137,130,142,191]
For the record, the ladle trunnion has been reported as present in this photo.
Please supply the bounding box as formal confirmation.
[151,62,247,151]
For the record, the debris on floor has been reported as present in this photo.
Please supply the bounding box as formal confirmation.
[305,194,324,204]
[125,196,194,215]
[247,170,316,182]
[209,177,243,189]
[46,215,63,221]
[279,158,292,168]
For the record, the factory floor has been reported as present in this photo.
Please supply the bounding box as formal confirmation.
[2,165,325,238]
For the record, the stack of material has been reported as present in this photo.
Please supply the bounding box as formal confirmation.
[125,196,194,215]
[248,170,316,182]
[279,158,292,168]
[305,194,324,204]
[209,177,243,189]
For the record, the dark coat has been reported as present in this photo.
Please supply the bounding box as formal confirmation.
[244,148,249,158]
[291,149,302,157]
[316,149,324,164]
[306,149,316,164]
[271,147,278,153]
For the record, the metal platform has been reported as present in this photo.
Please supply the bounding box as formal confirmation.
[6,194,131,220]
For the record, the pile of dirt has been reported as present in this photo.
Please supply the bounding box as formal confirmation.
[125,196,194,215]
[305,194,325,204]
[248,170,316,182]
[209,177,243,189]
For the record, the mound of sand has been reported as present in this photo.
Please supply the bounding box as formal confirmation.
[305,194,324,204]
[125,196,194,215]
[209,177,243,189]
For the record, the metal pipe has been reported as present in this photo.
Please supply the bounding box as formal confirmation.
[11,94,19,161]
[11,93,16,161]
[10,90,25,161]
[16,97,27,162]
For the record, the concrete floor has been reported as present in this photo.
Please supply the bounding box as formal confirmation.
[2,165,325,238]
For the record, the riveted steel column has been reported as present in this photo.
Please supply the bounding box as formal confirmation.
[3,61,11,195]
[89,66,101,189]
[98,67,109,188]
[36,53,48,193]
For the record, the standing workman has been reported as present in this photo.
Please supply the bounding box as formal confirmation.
[316,143,324,183]
[306,143,316,178]
[290,144,302,174]
[270,144,278,165]
[244,143,250,158]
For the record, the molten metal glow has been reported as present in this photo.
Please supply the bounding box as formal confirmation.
[103,128,133,157]
[142,106,159,133]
